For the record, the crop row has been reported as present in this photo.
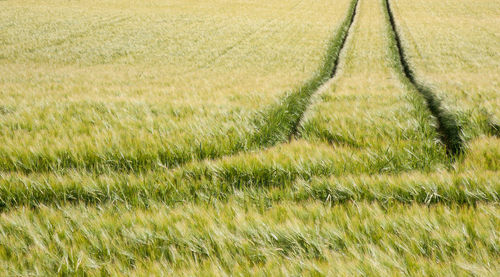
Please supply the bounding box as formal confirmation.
[0,200,498,275]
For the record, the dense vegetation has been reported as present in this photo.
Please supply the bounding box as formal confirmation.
[0,0,498,275]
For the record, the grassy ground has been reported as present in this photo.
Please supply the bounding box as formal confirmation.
[0,0,498,275]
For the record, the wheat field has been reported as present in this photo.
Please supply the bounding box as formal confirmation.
[0,0,499,275]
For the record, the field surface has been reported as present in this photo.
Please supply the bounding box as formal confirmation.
[0,0,499,275]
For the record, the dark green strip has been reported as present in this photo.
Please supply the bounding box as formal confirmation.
[384,0,464,156]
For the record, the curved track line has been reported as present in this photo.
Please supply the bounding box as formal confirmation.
[248,0,359,147]
[288,0,359,140]
[171,0,360,170]
[0,0,360,174]
[389,0,499,138]
[384,0,464,156]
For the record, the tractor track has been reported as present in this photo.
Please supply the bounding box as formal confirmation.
[170,0,360,170]
[384,0,464,156]
[287,0,359,140]
[252,0,360,145]
[0,0,360,174]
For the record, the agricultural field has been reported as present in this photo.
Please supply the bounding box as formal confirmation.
[391,0,500,140]
[0,0,354,172]
[0,0,498,275]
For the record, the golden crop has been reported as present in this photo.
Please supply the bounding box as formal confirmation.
[0,0,498,275]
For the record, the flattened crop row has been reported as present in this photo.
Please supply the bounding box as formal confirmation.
[1,165,498,211]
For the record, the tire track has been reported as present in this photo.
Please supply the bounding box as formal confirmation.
[251,0,360,145]
[389,0,499,139]
[287,0,359,140]
[384,0,464,156]
[1,170,498,212]
[0,0,359,174]
[175,0,359,169]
